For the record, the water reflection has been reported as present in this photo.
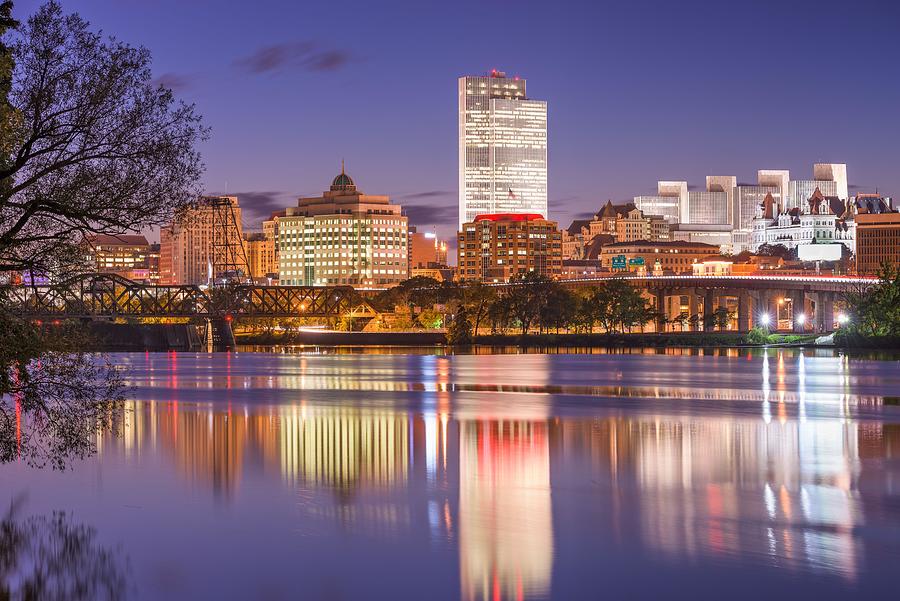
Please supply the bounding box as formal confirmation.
[0,498,129,600]
[6,351,899,599]
[98,402,900,597]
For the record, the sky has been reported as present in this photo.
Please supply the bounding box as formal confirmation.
[12,0,900,247]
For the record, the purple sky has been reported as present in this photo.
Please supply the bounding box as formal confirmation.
[14,0,900,246]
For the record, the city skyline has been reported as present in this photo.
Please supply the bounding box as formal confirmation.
[12,0,897,247]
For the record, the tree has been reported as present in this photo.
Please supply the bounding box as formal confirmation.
[539,284,577,333]
[585,279,653,333]
[1,2,206,467]
[842,261,900,337]
[756,243,797,261]
[502,271,554,335]
[446,305,473,345]
[712,306,733,330]
[460,280,496,338]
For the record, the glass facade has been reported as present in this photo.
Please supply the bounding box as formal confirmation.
[634,195,680,223]
[787,180,837,212]
[459,74,547,227]
[734,185,779,231]
[687,191,728,225]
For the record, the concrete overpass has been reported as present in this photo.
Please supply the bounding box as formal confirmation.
[558,274,877,333]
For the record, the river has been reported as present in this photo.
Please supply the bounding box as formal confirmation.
[1,348,899,600]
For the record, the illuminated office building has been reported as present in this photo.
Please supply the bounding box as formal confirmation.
[159,195,247,285]
[85,234,152,282]
[458,71,547,227]
[277,167,408,287]
[457,213,562,282]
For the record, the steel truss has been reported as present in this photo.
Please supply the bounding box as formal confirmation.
[2,273,355,319]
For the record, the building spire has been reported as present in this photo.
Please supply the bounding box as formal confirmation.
[341,158,345,175]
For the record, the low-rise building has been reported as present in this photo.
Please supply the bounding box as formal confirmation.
[855,212,900,275]
[560,259,604,280]
[85,234,152,282]
[599,240,720,274]
[751,188,855,254]
[457,213,562,282]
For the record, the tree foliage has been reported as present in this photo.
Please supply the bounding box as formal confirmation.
[0,1,207,275]
[0,2,204,467]
[841,262,900,338]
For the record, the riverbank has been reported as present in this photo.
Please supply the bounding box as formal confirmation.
[235,330,820,349]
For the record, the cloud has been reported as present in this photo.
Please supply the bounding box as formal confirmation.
[152,72,196,92]
[400,190,452,200]
[234,42,351,75]
[403,203,457,226]
[208,191,292,226]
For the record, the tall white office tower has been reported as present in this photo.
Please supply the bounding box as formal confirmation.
[458,71,548,227]
[814,163,849,200]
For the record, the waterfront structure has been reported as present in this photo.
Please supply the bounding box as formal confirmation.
[456,213,562,282]
[277,168,408,287]
[855,212,900,274]
[408,227,449,270]
[159,195,247,285]
[599,240,719,274]
[243,231,277,282]
[458,71,547,227]
[85,234,152,282]
[751,188,855,254]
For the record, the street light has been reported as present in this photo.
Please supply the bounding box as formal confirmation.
[837,312,849,325]
[759,313,771,327]
[796,313,806,326]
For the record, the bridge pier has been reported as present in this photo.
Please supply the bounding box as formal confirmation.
[792,290,806,333]
[816,292,835,332]
[737,290,751,332]
[703,289,716,331]
[206,318,236,350]
[689,290,700,331]
[654,290,666,333]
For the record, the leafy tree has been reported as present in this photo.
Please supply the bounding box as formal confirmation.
[460,280,496,338]
[842,261,900,337]
[416,307,443,329]
[446,305,473,345]
[712,306,733,330]
[0,2,205,467]
[502,271,555,334]
[756,243,797,261]
[585,279,653,333]
[539,284,577,333]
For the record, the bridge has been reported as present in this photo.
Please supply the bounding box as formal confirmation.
[558,274,878,333]
[2,272,880,336]
[1,273,359,319]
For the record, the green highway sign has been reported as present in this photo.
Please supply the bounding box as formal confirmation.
[611,255,626,269]
[628,257,645,266]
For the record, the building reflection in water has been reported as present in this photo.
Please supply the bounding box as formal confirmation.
[99,349,900,598]
[458,419,553,601]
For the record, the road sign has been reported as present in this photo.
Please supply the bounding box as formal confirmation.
[628,257,645,266]
[611,255,626,269]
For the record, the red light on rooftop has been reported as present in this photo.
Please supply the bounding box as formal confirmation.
[473,213,545,222]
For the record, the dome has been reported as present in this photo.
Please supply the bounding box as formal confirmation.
[330,161,356,191]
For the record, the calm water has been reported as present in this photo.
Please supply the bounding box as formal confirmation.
[2,349,900,600]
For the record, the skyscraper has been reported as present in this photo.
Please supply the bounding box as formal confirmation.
[458,71,547,227]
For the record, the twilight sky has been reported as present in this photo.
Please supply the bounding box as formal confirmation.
[14,0,900,245]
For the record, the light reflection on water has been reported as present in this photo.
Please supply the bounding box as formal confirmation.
[4,350,900,600]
